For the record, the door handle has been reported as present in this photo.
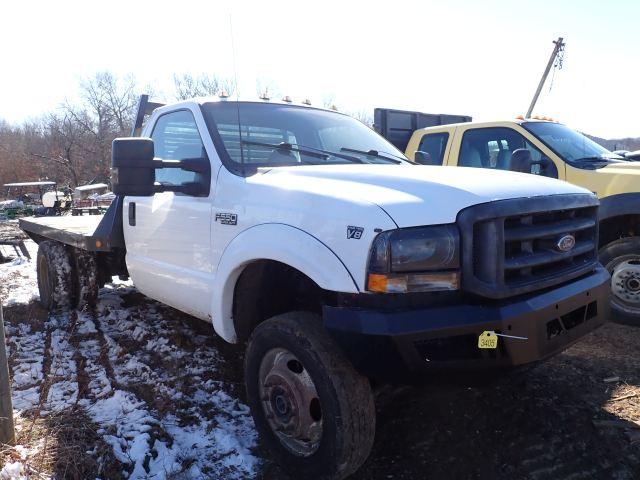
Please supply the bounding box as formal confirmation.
[128,202,136,226]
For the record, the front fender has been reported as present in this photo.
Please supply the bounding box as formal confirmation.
[211,223,360,342]
[599,193,640,220]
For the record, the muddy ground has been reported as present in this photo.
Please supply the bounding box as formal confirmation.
[6,298,639,479]
[257,321,640,480]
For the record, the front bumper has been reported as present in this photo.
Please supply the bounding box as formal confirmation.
[324,266,610,379]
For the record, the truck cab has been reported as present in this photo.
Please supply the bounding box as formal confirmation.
[377,108,640,326]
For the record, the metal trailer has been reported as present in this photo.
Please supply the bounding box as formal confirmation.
[0,222,30,260]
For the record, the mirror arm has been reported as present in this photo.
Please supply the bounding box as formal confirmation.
[154,182,206,196]
[152,157,209,173]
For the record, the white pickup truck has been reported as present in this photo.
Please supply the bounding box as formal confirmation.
[20,95,609,479]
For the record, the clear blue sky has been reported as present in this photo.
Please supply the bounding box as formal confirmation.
[1,0,638,138]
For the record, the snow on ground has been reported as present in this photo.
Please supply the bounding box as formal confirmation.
[0,240,260,479]
[0,242,38,306]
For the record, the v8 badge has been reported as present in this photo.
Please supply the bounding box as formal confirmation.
[347,226,364,239]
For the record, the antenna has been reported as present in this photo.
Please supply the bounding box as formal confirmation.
[229,15,245,170]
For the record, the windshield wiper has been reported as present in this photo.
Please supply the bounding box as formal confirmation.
[572,156,620,164]
[241,140,365,164]
[241,140,326,161]
[340,147,403,164]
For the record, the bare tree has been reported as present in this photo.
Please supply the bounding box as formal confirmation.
[174,73,236,100]
[347,109,374,127]
[59,72,140,183]
[322,94,336,109]
[34,113,91,187]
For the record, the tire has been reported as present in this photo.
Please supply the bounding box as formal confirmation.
[72,249,99,309]
[600,237,640,327]
[245,312,375,480]
[36,241,74,312]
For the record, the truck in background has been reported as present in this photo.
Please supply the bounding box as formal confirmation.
[375,108,640,326]
[19,96,609,479]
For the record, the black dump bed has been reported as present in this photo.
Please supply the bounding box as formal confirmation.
[374,108,472,152]
[19,196,124,252]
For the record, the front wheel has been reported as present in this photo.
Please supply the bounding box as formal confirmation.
[245,312,376,480]
[600,237,640,327]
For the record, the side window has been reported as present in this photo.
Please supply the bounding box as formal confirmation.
[151,110,207,185]
[416,133,449,165]
[459,127,555,177]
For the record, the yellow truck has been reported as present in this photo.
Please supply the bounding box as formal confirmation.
[375,108,640,326]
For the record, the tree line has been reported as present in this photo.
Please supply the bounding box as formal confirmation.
[0,72,373,192]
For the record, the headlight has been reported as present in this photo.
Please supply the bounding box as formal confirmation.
[367,225,460,293]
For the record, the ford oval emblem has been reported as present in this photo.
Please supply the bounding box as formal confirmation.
[556,234,576,252]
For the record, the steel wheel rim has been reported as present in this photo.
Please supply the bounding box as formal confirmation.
[607,254,640,315]
[258,347,323,457]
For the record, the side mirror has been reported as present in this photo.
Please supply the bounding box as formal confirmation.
[414,150,432,165]
[112,137,155,196]
[112,137,211,197]
[511,149,533,173]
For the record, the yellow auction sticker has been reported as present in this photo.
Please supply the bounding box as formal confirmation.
[478,331,498,349]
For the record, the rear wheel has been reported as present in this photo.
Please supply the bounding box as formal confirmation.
[245,312,375,480]
[600,237,640,327]
[72,249,99,309]
[36,241,74,312]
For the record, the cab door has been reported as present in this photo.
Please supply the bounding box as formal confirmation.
[406,128,453,165]
[123,108,214,319]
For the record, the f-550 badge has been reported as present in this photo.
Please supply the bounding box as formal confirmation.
[215,212,238,225]
[347,226,364,239]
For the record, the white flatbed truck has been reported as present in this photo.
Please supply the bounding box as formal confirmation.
[20,95,610,479]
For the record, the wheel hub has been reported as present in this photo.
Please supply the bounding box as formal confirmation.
[271,386,292,419]
[258,348,323,457]
[611,259,640,306]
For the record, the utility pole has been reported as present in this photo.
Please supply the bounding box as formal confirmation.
[0,303,15,445]
[526,37,565,118]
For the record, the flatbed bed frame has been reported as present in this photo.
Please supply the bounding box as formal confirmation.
[19,197,125,252]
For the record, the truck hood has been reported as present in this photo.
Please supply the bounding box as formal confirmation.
[600,162,640,174]
[259,165,589,227]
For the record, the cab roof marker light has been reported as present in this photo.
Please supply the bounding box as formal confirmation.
[259,91,270,101]
[516,115,524,120]
[302,99,312,106]
[282,95,292,103]
[218,90,230,100]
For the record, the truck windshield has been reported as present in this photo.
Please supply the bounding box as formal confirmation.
[523,122,624,165]
[201,102,409,168]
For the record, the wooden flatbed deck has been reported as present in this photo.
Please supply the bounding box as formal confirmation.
[18,197,125,252]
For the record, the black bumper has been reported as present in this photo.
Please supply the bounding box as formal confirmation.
[324,266,610,379]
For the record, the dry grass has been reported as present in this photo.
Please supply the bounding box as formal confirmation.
[1,307,124,480]
[0,406,123,480]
